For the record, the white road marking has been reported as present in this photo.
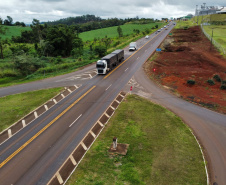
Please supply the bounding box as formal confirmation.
[69,114,82,127]
[106,84,112,91]
[125,68,128,71]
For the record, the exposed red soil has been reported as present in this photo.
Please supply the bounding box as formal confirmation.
[147,26,226,113]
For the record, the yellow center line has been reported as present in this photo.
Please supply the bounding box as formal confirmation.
[0,85,96,168]
[104,31,161,79]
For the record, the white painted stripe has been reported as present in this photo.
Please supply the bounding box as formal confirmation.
[74,85,78,88]
[90,131,96,138]
[61,94,65,98]
[53,99,57,104]
[56,172,64,184]
[190,129,209,185]
[81,142,87,150]
[105,84,112,91]
[98,121,104,127]
[70,155,77,166]
[69,114,82,127]
[34,111,38,118]
[68,88,72,93]
[125,68,128,71]
[44,105,48,111]
[115,100,120,104]
[110,106,115,110]
[8,129,12,138]
[22,120,26,127]
[89,74,92,78]
[119,94,124,98]
[105,113,110,118]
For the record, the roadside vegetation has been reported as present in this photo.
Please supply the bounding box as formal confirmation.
[0,87,62,132]
[0,15,164,87]
[66,95,207,185]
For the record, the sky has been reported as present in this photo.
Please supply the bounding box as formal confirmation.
[0,0,225,23]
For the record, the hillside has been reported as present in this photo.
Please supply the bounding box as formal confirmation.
[79,22,163,41]
[0,25,31,39]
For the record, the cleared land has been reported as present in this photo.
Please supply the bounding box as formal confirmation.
[0,87,62,132]
[66,95,206,185]
[146,26,226,113]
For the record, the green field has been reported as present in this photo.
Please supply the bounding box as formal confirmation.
[67,95,207,185]
[203,25,226,49]
[0,87,62,132]
[0,25,31,39]
[79,23,164,41]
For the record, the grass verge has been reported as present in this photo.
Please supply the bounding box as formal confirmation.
[66,95,206,185]
[0,87,63,132]
[203,25,226,49]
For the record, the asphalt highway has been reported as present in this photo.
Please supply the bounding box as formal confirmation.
[0,23,174,184]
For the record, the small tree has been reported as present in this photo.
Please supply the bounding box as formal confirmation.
[0,26,8,59]
[94,45,106,58]
[117,26,123,37]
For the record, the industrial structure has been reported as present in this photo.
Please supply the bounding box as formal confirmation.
[195,3,224,16]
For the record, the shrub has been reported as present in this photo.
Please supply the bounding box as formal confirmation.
[213,74,221,82]
[222,80,226,85]
[187,79,195,85]
[220,84,226,90]
[207,79,215,85]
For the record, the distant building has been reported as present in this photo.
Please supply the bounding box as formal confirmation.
[195,3,224,16]
[217,7,226,14]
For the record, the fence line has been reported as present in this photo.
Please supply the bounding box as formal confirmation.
[201,24,226,55]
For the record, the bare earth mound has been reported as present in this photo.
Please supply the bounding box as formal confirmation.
[146,26,226,114]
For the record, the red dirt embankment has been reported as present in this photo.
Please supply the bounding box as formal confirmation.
[147,26,226,113]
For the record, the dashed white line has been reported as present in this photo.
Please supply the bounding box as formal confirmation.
[69,114,82,127]
[106,84,112,91]
[125,68,128,71]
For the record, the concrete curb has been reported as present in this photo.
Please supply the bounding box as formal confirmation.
[47,91,127,185]
[0,85,81,145]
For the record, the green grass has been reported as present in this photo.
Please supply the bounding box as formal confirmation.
[174,20,196,29]
[203,25,226,49]
[79,23,164,41]
[0,87,63,132]
[0,25,31,39]
[66,95,207,185]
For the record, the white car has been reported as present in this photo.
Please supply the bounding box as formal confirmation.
[157,29,161,32]
[145,35,149,39]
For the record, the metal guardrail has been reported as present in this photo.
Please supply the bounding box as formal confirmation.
[201,24,226,55]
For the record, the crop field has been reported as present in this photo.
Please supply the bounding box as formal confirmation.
[0,25,31,39]
[79,22,164,41]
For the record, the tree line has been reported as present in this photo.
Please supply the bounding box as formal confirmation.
[0,16,26,27]
[45,14,155,33]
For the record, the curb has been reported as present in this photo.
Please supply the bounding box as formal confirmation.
[0,85,81,145]
[47,91,127,185]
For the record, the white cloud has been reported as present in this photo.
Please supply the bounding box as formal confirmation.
[0,0,225,23]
